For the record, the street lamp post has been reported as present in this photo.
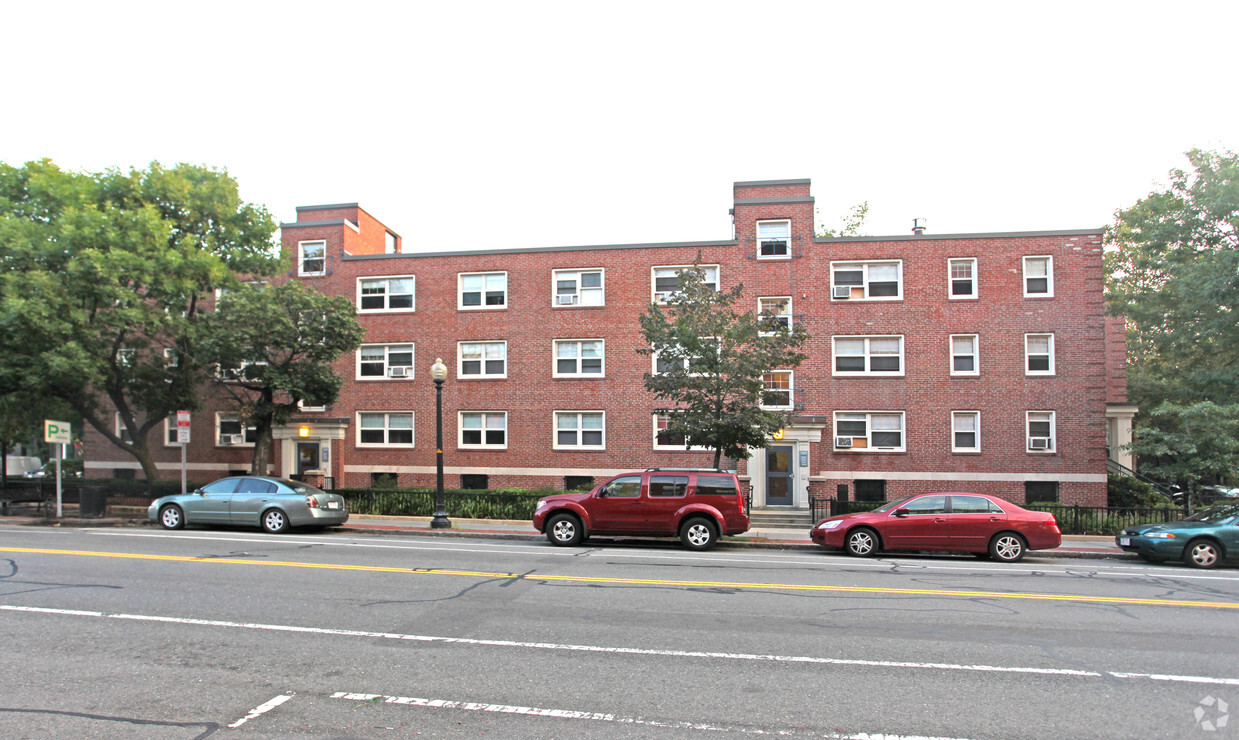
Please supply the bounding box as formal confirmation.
[430,357,452,529]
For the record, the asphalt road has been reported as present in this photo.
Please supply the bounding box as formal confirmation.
[1,526,1236,739]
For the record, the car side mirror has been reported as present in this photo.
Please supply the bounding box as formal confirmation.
[894,508,910,517]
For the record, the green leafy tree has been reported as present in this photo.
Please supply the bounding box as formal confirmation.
[0,159,280,485]
[200,281,365,474]
[639,260,809,468]
[1106,148,1239,491]
[816,201,870,238]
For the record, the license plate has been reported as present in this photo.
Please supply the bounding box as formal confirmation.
[1119,537,1130,546]
[326,501,340,510]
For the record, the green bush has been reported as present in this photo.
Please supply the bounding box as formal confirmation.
[1107,474,1172,508]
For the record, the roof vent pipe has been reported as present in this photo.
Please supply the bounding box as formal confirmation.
[912,218,927,236]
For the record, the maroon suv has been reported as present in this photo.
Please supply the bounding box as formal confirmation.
[533,469,750,550]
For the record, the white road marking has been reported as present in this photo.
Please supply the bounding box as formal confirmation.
[5,604,1238,687]
[77,528,1239,582]
[227,693,292,728]
[329,690,980,738]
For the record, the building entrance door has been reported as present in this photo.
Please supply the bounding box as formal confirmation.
[765,445,793,506]
[296,442,319,478]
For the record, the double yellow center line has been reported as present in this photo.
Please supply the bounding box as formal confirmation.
[5,546,1237,610]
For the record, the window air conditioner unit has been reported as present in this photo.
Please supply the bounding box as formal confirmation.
[556,294,578,305]
[387,366,409,378]
[834,437,854,448]
[1029,437,1051,451]
[223,434,244,446]
[832,286,853,300]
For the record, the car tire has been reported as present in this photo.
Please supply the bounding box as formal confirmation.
[679,517,718,551]
[1184,539,1223,569]
[159,504,185,530]
[261,508,289,534]
[546,513,583,546]
[845,527,879,557]
[989,532,1027,563]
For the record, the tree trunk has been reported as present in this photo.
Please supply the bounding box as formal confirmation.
[250,426,274,476]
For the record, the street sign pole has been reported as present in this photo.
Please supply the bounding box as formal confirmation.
[44,420,72,518]
[176,411,191,495]
[56,443,63,518]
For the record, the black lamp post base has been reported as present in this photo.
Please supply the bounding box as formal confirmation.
[430,512,452,529]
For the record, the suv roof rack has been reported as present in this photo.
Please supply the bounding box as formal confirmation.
[644,467,734,473]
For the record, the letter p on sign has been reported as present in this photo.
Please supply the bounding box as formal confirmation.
[45,420,72,444]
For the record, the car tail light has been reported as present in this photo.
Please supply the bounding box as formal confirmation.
[306,496,319,508]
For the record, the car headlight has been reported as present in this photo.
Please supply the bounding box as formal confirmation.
[816,520,843,531]
[1145,532,1176,539]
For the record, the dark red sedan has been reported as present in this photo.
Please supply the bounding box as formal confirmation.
[810,493,1061,562]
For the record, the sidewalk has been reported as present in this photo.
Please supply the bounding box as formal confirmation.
[0,509,1132,560]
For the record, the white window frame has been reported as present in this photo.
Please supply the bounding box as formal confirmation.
[652,339,718,377]
[950,334,980,376]
[830,260,903,301]
[1027,411,1056,453]
[952,411,981,453]
[1023,256,1054,297]
[163,348,178,367]
[297,400,327,413]
[832,335,905,376]
[552,268,605,307]
[652,413,712,451]
[356,411,415,448]
[459,411,508,449]
[553,339,605,378]
[1025,333,1055,376]
[458,271,508,310]
[948,258,978,299]
[758,296,793,334]
[218,359,268,383]
[553,410,606,450]
[652,264,719,304]
[756,219,792,260]
[114,413,134,444]
[833,411,906,452]
[761,371,794,409]
[215,413,256,447]
[357,343,415,380]
[357,275,416,313]
[458,341,508,379]
[298,240,326,277]
[163,415,179,447]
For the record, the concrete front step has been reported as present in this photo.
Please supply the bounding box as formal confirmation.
[748,510,814,528]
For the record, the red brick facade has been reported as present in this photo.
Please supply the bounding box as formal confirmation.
[83,179,1125,507]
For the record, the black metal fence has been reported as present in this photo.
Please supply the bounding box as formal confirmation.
[808,496,1186,536]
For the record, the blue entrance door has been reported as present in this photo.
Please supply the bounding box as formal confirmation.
[766,446,793,506]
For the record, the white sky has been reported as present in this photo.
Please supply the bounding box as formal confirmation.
[3,1,1235,250]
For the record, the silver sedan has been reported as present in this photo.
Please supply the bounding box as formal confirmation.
[148,476,348,533]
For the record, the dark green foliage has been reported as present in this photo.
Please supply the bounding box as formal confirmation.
[1106,474,1170,509]
[336,488,545,520]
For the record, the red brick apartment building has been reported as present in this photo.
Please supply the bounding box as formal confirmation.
[84,179,1134,508]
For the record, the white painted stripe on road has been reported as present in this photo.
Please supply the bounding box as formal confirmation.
[329,691,979,739]
[227,693,292,728]
[5,604,1239,687]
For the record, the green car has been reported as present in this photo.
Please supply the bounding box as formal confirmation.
[1116,502,1239,568]
[148,475,348,534]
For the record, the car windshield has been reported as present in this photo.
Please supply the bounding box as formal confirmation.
[1184,502,1239,524]
[870,496,919,513]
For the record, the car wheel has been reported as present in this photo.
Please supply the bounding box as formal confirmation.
[546,513,583,546]
[680,517,718,551]
[845,527,879,557]
[159,504,185,530]
[1184,539,1222,569]
[261,508,289,534]
[989,532,1027,563]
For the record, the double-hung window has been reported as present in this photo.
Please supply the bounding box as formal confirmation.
[833,336,903,375]
[358,412,414,447]
[1025,334,1055,375]
[834,411,905,451]
[554,411,605,449]
[950,335,979,376]
[1027,411,1056,452]
[761,371,794,409]
[298,240,326,276]
[553,269,604,306]
[460,411,507,448]
[952,411,980,452]
[1023,256,1053,297]
[554,339,604,377]
[163,415,179,446]
[653,339,717,376]
[652,265,719,303]
[831,261,902,300]
[459,272,507,309]
[459,341,507,378]
[949,258,977,298]
[358,343,414,379]
[216,414,256,446]
[757,220,791,259]
[358,275,416,312]
[758,297,792,333]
